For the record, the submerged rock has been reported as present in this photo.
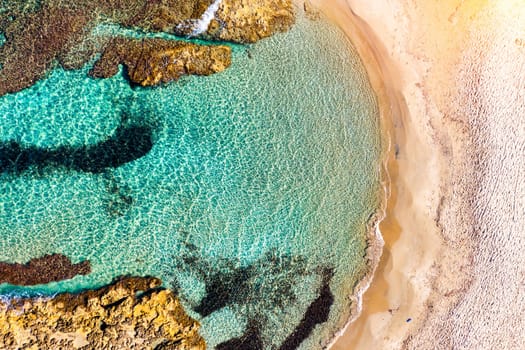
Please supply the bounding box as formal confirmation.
[90,38,231,87]
[0,254,91,286]
[0,5,94,96]
[0,277,205,350]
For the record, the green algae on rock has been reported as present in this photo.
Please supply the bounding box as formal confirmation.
[0,277,205,350]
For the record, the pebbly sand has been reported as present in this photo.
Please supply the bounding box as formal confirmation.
[302,0,525,349]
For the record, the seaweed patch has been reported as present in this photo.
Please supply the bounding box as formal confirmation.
[171,245,309,317]
[278,268,335,350]
[102,173,134,217]
[216,319,264,350]
[170,243,335,349]
[0,253,90,286]
[0,114,154,176]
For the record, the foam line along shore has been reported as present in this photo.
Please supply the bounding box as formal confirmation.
[304,0,525,349]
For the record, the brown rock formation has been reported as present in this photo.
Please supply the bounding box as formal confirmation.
[0,254,91,286]
[0,276,206,350]
[208,0,295,43]
[117,0,214,32]
[90,38,231,86]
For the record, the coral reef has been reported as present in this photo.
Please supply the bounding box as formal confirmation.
[90,38,231,86]
[0,254,90,286]
[0,277,205,350]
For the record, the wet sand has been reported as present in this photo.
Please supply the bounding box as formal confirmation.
[303,0,525,349]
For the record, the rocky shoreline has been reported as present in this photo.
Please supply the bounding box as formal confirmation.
[0,0,294,95]
[90,38,231,87]
[0,277,205,350]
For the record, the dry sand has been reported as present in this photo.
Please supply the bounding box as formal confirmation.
[302,0,525,349]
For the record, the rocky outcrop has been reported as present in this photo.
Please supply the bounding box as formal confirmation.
[207,0,295,43]
[0,254,90,286]
[90,38,231,86]
[0,277,205,350]
[113,0,214,33]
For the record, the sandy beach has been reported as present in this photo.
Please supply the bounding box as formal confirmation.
[303,0,525,349]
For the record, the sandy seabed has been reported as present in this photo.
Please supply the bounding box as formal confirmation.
[302,0,525,349]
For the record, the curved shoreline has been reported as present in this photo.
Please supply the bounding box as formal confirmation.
[1,4,386,348]
[302,0,453,348]
[299,1,409,347]
[306,0,468,348]
[3,1,522,348]
[309,0,525,349]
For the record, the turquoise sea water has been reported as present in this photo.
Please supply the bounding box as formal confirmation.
[0,11,381,350]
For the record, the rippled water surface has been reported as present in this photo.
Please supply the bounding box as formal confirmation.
[0,12,381,350]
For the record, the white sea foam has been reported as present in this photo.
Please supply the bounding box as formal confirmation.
[326,135,391,350]
[190,0,223,36]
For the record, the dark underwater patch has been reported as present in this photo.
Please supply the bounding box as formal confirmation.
[102,172,135,217]
[278,268,335,350]
[216,319,264,350]
[172,246,309,318]
[170,243,335,349]
[191,252,306,318]
[0,117,153,175]
[213,269,335,350]
[0,253,90,286]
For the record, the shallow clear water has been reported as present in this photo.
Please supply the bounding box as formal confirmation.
[0,13,381,350]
